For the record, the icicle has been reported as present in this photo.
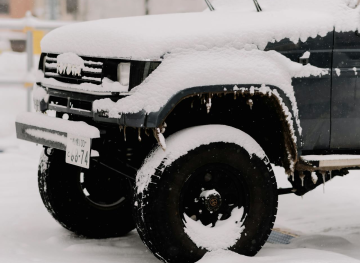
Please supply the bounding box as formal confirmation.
[234,92,237,100]
[145,129,150,137]
[250,86,255,95]
[119,126,123,132]
[206,96,212,113]
[299,172,305,187]
[321,172,326,193]
[311,172,318,184]
[138,128,142,142]
[330,170,332,180]
[123,126,127,141]
[247,99,253,110]
[153,128,166,151]
[161,122,167,134]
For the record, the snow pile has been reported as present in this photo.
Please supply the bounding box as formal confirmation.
[136,125,266,194]
[183,207,245,251]
[94,48,328,134]
[41,0,359,60]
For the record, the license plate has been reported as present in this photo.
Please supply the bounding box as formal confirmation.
[66,133,91,169]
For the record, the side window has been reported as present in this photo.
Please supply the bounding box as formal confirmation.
[265,32,333,68]
[334,31,360,68]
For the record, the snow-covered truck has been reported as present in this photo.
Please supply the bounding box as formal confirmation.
[14,0,360,262]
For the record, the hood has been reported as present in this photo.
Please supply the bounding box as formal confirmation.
[41,0,358,60]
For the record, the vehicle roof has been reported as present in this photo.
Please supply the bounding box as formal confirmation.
[41,0,359,59]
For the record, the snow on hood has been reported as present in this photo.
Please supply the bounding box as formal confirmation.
[93,47,328,117]
[41,0,359,59]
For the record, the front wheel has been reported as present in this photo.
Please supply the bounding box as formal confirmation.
[38,149,135,238]
[134,125,278,263]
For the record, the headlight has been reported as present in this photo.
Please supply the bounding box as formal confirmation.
[117,62,131,86]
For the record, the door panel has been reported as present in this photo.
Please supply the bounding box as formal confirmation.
[331,31,360,149]
[266,32,333,151]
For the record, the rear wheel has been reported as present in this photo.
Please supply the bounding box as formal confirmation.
[134,125,278,263]
[38,148,135,238]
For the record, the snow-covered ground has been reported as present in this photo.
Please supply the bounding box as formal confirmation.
[0,52,39,83]
[2,86,360,262]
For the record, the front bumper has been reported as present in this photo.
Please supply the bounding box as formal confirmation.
[16,112,100,151]
[38,87,162,128]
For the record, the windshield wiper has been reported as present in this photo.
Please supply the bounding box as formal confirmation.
[204,0,215,11]
[253,0,262,12]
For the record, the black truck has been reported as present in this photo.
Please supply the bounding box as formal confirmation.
[15,0,360,262]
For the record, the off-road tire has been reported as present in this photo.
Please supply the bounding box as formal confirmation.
[38,149,135,238]
[134,132,277,263]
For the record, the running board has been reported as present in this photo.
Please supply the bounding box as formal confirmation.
[300,155,360,169]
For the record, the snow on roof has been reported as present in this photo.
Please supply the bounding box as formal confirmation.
[41,0,359,60]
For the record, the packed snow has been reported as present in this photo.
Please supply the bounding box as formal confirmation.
[56,52,85,77]
[300,51,311,60]
[136,125,267,194]
[3,87,360,262]
[32,84,49,112]
[42,76,129,93]
[335,68,341,76]
[16,112,100,138]
[183,207,245,251]
[25,128,67,146]
[200,189,220,199]
[41,0,359,60]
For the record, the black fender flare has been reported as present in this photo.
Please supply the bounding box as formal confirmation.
[118,84,302,174]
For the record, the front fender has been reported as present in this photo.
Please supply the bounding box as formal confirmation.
[142,84,302,173]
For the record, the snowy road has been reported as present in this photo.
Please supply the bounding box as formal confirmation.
[2,86,360,262]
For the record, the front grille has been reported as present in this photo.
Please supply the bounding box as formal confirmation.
[41,53,162,92]
[44,54,104,85]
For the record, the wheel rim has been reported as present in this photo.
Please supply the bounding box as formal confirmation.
[79,159,129,208]
[180,163,249,227]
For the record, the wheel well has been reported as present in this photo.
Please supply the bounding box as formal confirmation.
[162,92,295,173]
